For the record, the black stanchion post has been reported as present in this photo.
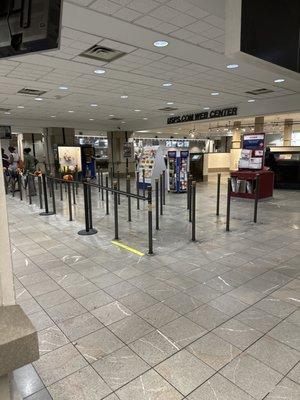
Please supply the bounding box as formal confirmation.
[38,175,43,209]
[100,170,104,201]
[148,186,153,255]
[126,175,132,222]
[4,171,8,194]
[28,175,32,205]
[97,168,101,193]
[117,170,120,205]
[105,176,109,215]
[189,176,193,222]
[113,181,119,240]
[18,174,23,201]
[226,178,231,232]
[216,173,221,216]
[78,183,97,235]
[40,174,54,216]
[187,172,190,210]
[72,182,76,205]
[254,175,260,223]
[50,178,56,214]
[136,171,140,210]
[87,184,97,233]
[110,167,113,195]
[55,179,58,190]
[60,180,63,201]
[162,170,166,205]
[67,181,72,221]
[192,181,196,241]
[142,168,145,197]
[160,174,163,216]
[155,178,159,230]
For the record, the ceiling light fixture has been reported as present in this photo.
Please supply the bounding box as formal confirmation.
[109,114,114,117]
[59,86,68,90]
[120,95,128,99]
[4,112,11,115]
[274,78,285,83]
[34,97,43,101]
[154,40,169,48]
[162,82,172,87]
[89,118,94,121]
[211,92,219,96]
[134,109,141,112]
[17,106,24,109]
[90,103,98,107]
[143,117,148,120]
[167,102,174,105]
[169,113,175,116]
[51,115,56,118]
[121,121,126,124]
[94,69,106,75]
[203,107,210,110]
[248,99,255,103]
[226,64,239,69]
[68,110,74,113]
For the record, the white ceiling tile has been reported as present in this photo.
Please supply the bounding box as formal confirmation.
[134,15,162,29]
[131,49,165,61]
[170,28,194,40]
[149,5,181,21]
[167,0,194,12]
[99,39,137,53]
[186,20,213,34]
[203,14,225,28]
[113,7,142,21]
[169,13,197,27]
[201,27,224,40]
[127,0,159,13]
[185,6,210,19]
[156,21,178,34]
[89,0,122,14]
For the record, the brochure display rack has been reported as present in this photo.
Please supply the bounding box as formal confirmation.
[231,133,274,199]
[138,146,166,189]
[167,150,189,193]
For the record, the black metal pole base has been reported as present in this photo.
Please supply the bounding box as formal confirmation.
[39,212,55,216]
[78,228,98,236]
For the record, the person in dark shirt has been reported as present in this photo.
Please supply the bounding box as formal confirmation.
[265,147,276,171]
[2,148,9,168]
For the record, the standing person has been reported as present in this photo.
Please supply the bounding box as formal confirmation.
[23,148,37,195]
[265,146,276,171]
[1,148,9,168]
[8,146,20,193]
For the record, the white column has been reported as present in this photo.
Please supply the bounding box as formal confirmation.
[0,139,17,399]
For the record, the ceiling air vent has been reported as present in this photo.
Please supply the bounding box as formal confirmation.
[18,88,47,96]
[245,88,274,95]
[157,107,179,112]
[80,45,126,62]
[0,107,11,112]
[109,117,122,121]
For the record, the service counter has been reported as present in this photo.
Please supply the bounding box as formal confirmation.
[270,147,300,190]
[203,153,230,181]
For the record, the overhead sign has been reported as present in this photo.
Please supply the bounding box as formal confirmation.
[167,107,238,125]
[0,125,12,139]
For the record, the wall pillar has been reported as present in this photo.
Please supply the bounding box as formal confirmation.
[107,131,135,177]
[43,127,75,174]
[283,119,293,146]
[254,116,264,133]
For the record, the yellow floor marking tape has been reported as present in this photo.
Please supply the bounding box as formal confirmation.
[111,240,145,257]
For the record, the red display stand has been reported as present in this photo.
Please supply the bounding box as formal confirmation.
[230,170,274,199]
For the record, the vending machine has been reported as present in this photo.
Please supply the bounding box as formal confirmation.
[167,150,189,193]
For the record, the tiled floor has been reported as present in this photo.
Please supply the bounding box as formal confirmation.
[7,177,300,399]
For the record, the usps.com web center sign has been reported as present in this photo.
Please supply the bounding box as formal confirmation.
[167,107,238,125]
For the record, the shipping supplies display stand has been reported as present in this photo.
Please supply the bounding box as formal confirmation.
[137,146,166,190]
[167,150,189,193]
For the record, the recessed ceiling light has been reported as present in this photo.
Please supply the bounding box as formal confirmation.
[248,99,255,103]
[137,130,149,133]
[174,132,179,135]
[17,105,24,109]
[121,121,126,124]
[121,95,128,99]
[109,114,115,117]
[157,131,162,134]
[89,118,94,121]
[203,107,210,110]
[167,102,174,105]
[274,78,285,83]
[226,64,239,69]
[59,86,68,90]
[211,92,219,96]
[154,40,169,48]
[4,112,11,115]
[90,103,98,107]
[68,110,74,113]
[51,115,56,118]
[162,82,173,87]
[134,109,141,112]
[169,113,175,116]
[34,97,43,101]
[94,69,106,75]
[143,117,148,120]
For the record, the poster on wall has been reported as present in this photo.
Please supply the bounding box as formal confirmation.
[239,133,265,170]
[58,146,82,173]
